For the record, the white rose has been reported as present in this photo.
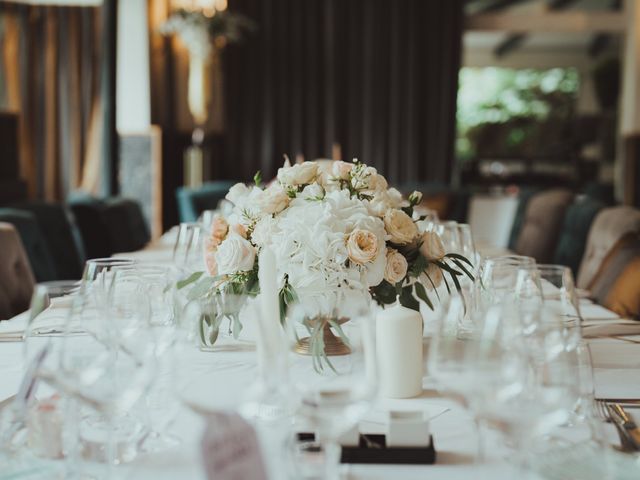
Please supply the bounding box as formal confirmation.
[366,169,388,192]
[384,209,418,245]
[277,161,318,186]
[225,182,250,206]
[331,161,353,180]
[346,229,379,265]
[257,184,290,214]
[384,249,408,284]
[251,215,278,247]
[215,233,256,275]
[301,183,325,200]
[386,188,403,208]
[419,231,445,261]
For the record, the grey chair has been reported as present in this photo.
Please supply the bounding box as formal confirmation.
[0,222,35,320]
[513,188,574,264]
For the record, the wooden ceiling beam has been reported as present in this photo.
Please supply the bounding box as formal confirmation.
[466,11,626,33]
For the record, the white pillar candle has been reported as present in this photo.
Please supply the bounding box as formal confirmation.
[376,303,423,398]
[257,247,282,371]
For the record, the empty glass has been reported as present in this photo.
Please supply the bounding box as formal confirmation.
[172,222,204,272]
[284,299,378,480]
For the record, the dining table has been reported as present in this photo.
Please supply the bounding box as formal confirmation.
[1,228,639,480]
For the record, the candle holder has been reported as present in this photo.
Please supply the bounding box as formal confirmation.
[294,316,351,356]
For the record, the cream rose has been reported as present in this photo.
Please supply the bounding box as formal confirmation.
[331,161,353,180]
[277,161,318,186]
[365,168,388,192]
[225,182,250,205]
[257,185,290,214]
[384,249,408,284]
[384,209,418,245]
[419,231,445,261]
[346,228,379,265]
[215,233,256,275]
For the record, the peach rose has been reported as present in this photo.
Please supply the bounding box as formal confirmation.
[257,184,290,214]
[384,209,418,245]
[230,223,248,238]
[384,249,408,284]
[331,161,353,180]
[346,229,379,265]
[419,231,445,261]
[421,263,443,290]
[205,251,218,276]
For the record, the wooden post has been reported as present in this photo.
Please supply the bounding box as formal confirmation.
[101,0,118,196]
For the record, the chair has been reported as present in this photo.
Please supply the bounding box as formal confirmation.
[588,232,640,320]
[67,196,113,259]
[0,208,56,282]
[0,223,35,320]
[552,197,606,277]
[12,202,85,280]
[513,188,574,264]
[507,187,541,251]
[102,198,150,253]
[176,181,237,222]
[577,206,640,289]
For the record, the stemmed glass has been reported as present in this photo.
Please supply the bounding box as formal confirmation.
[172,222,204,272]
[285,299,378,480]
[477,255,536,307]
[515,264,582,351]
[112,264,181,453]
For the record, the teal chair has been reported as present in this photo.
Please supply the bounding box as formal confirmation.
[0,208,56,282]
[176,181,236,222]
[12,202,85,280]
[553,197,606,277]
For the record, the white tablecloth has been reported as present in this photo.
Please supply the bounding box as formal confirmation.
[1,234,639,479]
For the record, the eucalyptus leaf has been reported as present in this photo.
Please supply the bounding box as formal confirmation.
[187,277,216,301]
[231,314,243,340]
[177,271,204,290]
[328,319,351,348]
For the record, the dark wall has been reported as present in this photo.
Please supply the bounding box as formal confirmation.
[224,0,463,185]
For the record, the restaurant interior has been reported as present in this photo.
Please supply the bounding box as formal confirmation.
[0,0,639,479]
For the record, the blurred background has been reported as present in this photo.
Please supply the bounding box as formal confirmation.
[0,0,636,237]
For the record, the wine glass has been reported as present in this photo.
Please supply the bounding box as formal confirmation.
[457,223,478,267]
[516,264,582,351]
[284,299,378,480]
[113,264,181,452]
[478,255,536,307]
[172,222,204,272]
[57,271,157,474]
[433,221,461,253]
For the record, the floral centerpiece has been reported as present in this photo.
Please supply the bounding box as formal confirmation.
[179,159,473,359]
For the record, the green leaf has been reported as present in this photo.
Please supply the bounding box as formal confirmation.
[231,314,243,340]
[177,271,203,290]
[451,258,475,282]
[186,277,217,301]
[253,170,262,186]
[328,319,351,348]
[414,281,434,310]
[399,285,420,311]
[371,280,398,305]
[446,253,474,267]
[408,254,428,278]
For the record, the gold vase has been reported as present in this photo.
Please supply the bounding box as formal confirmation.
[294,316,351,356]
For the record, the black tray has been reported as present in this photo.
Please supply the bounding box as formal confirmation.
[297,433,436,465]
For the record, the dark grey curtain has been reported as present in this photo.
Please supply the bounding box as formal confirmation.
[223,0,463,186]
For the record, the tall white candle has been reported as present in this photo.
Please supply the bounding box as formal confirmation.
[376,303,423,398]
[257,247,281,367]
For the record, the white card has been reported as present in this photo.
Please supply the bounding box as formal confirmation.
[201,412,269,480]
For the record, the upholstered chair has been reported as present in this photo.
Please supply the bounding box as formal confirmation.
[11,201,85,280]
[513,188,574,264]
[68,196,113,259]
[507,187,541,251]
[577,206,640,289]
[102,198,151,253]
[553,197,606,277]
[588,232,640,320]
[176,181,237,222]
[0,208,56,282]
[0,222,35,320]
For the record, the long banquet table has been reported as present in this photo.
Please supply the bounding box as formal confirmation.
[1,230,640,480]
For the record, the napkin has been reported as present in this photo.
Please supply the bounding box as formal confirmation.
[580,303,621,321]
[0,298,76,340]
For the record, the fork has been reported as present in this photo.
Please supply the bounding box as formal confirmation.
[594,399,611,422]
[595,400,639,452]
